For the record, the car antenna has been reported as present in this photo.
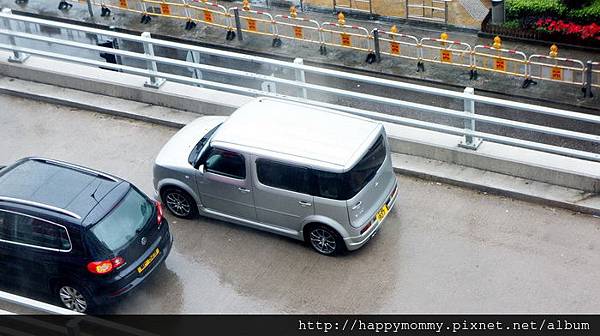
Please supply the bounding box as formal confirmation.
[91,181,102,204]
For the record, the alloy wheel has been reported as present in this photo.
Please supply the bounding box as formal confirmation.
[310,228,337,255]
[59,286,87,313]
[165,192,191,217]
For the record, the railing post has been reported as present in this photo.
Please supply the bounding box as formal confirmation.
[444,0,449,25]
[459,87,482,149]
[405,0,409,19]
[86,0,94,18]
[233,8,243,41]
[584,60,594,98]
[1,8,30,63]
[141,32,165,88]
[373,28,381,63]
[293,58,308,99]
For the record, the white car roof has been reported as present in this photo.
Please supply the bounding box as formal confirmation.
[211,98,382,171]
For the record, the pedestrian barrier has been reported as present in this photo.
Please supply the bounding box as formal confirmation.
[93,0,143,17]
[229,0,278,46]
[405,0,450,24]
[321,13,375,63]
[524,45,585,89]
[374,25,421,69]
[273,6,322,50]
[139,0,192,24]
[471,36,527,80]
[591,61,599,89]
[419,33,471,74]
[186,0,233,37]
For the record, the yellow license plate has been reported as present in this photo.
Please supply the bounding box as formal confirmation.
[376,204,389,222]
[137,248,160,273]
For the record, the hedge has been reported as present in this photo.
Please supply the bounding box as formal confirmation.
[506,0,600,24]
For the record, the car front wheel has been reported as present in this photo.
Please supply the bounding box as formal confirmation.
[162,188,198,219]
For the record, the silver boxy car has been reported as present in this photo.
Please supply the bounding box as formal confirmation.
[153,98,398,255]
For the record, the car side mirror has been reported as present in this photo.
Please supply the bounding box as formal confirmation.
[198,164,205,174]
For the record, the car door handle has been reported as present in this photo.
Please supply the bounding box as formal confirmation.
[351,201,362,210]
[298,201,312,207]
[238,187,251,193]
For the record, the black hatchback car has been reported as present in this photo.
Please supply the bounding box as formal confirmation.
[0,158,173,312]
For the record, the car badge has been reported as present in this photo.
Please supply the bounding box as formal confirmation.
[141,237,147,246]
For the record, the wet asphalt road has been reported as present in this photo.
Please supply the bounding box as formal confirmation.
[1,95,600,313]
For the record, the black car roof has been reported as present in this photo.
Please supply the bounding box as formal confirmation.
[0,158,124,225]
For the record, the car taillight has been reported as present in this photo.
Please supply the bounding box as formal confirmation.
[360,221,373,235]
[155,200,163,225]
[87,256,125,275]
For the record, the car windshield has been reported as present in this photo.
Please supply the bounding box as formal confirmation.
[188,123,222,167]
[90,188,153,251]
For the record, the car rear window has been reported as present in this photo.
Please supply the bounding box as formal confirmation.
[89,188,152,251]
[313,135,386,200]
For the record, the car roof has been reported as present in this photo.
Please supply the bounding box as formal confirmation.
[0,158,123,224]
[210,98,383,171]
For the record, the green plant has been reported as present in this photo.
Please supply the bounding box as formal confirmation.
[505,0,567,20]
[502,19,521,29]
[506,0,600,24]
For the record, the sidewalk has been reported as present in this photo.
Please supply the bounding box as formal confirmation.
[1,0,599,111]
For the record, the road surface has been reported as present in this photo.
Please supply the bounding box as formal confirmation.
[1,94,599,313]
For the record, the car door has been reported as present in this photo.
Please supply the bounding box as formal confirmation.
[252,157,314,233]
[0,210,70,293]
[195,147,256,220]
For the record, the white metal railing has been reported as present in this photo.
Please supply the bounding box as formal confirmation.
[0,9,598,162]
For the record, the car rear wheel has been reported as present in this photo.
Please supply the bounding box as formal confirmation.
[162,188,198,219]
[58,285,90,313]
[307,225,345,256]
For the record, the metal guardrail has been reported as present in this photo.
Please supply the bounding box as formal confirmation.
[0,9,598,162]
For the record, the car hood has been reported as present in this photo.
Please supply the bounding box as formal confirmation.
[155,116,227,168]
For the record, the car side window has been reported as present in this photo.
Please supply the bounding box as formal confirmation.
[0,210,70,250]
[204,148,246,179]
[256,159,311,194]
[0,210,17,241]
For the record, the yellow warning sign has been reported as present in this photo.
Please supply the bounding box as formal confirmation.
[293,26,303,39]
[247,19,257,32]
[340,33,351,47]
[203,10,213,23]
[390,41,400,55]
[119,0,128,8]
[551,67,563,81]
[494,58,506,71]
[160,3,171,16]
[440,50,452,63]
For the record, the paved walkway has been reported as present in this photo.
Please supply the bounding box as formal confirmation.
[458,0,489,20]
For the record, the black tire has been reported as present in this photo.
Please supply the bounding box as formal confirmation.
[56,284,93,313]
[306,224,345,256]
[161,187,198,219]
